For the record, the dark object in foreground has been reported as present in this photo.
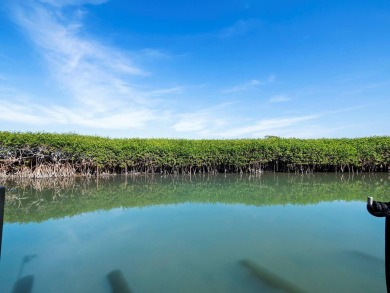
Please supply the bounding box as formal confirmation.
[0,186,4,258]
[107,270,133,293]
[367,197,390,217]
[240,259,307,293]
[12,275,34,293]
[367,196,390,293]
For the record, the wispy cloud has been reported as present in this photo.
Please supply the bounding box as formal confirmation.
[38,0,108,8]
[222,75,275,93]
[216,115,318,138]
[341,82,389,95]
[143,87,183,97]
[1,0,168,130]
[252,124,334,139]
[0,75,8,81]
[269,95,291,103]
[0,87,158,129]
[171,99,321,138]
[172,103,232,134]
[172,115,209,133]
[139,48,171,59]
[219,19,261,38]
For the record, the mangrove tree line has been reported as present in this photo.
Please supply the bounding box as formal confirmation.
[0,132,389,177]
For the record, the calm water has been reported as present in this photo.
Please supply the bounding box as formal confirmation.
[0,173,389,293]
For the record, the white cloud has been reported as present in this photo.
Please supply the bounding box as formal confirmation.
[173,118,207,133]
[172,104,231,134]
[216,115,318,138]
[222,75,275,94]
[1,0,166,130]
[0,100,52,125]
[251,125,332,139]
[0,75,8,81]
[269,95,291,103]
[38,0,108,7]
[267,75,276,83]
[0,88,158,129]
[222,80,259,93]
[173,113,227,133]
[219,19,260,38]
[144,87,183,97]
[171,100,320,138]
[139,48,171,59]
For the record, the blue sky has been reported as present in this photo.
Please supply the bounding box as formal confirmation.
[0,0,389,138]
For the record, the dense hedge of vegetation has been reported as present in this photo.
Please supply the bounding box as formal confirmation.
[0,132,389,177]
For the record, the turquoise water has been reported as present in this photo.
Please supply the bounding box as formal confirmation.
[0,173,389,293]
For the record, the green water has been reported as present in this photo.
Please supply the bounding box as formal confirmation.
[0,173,389,293]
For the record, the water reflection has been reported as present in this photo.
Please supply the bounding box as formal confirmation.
[0,173,388,292]
[1,173,389,223]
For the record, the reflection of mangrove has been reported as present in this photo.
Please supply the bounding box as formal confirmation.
[1,133,389,178]
[12,255,36,293]
[240,259,308,293]
[2,173,389,223]
[107,270,133,293]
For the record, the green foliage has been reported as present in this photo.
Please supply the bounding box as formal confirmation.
[0,132,389,177]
